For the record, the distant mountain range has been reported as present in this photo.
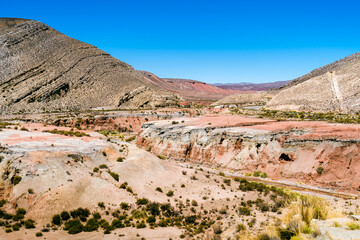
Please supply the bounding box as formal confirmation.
[214,81,291,91]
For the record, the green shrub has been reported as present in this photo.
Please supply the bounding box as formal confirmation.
[116,157,124,162]
[35,232,43,237]
[93,212,101,219]
[125,136,136,142]
[120,202,130,210]
[83,218,99,232]
[93,167,99,172]
[12,222,21,231]
[166,190,174,197]
[126,186,133,193]
[253,171,261,177]
[347,222,360,230]
[316,166,324,174]
[111,219,125,228]
[136,198,149,205]
[155,187,163,193]
[64,219,83,234]
[28,188,34,194]
[261,172,268,178]
[24,219,36,229]
[52,214,61,225]
[157,155,166,160]
[236,223,246,232]
[60,211,71,221]
[132,210,148,219]
[147,215,156,223]
[146,202,160,216]
[109,171,119,181]
[98,202,105,208]
[136,220,146,228]
[11,176,22,185]
[0,199,6,207]
[99,164,108,169]
[239,207,251,216]
[120,182,128,189]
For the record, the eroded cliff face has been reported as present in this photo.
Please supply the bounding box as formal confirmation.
[137,116,360,194]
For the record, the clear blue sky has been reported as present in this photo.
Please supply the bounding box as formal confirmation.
[2,0,360,83]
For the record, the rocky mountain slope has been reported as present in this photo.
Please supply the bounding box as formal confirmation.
[267,52,360,113]
[139,71,237,101]
[0,18,179,114]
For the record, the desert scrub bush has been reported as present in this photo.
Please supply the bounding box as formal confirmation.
[70,208,90,221]
[146,202,160,216]
[93,167,99,172]
[166,190,174,197]
[155,187,163,193]
[98,202,105,209]
[157,155,166,160]
[116,157,124,162]
[236,223,246,232]
[136,198,149,205]
[218,172,225,177]
[13,208,26,221]
[24,219,36,229]
[132,210,148,219]
[125,136,136,142]
[64,219,83,234]
[316,166,324,174]
[44,129,88,137]
[0,199,6,207]
[191,200,198,207]
[238,207,251,216]
[261,172,268,178]
[99,164,108,169]
[11,175,22,185]
[120,182,128,189]
[35,232,43,237]
[20,127,28,131]
[147,215,156,223]
[27,188,34,194]
[52,214,62,225]
[109,171,119,181]
[126,186,133,193]
[333,221,341,227]
[171,121,179,124]
[253,171,261,177]
[60,211,71,221]
[347,222,360,230]
[284,195,330,228]
[83,218,99,232]
[223,179,231,186]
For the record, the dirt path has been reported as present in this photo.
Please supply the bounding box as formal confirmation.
[180,163,358,200]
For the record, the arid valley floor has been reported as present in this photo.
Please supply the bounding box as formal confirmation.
[0,107,359,240]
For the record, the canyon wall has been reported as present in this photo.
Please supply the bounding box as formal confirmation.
[137,116,360,194]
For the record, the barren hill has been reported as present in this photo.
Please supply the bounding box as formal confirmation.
[267,52,360,113]
[139,71,237,101]
[0,18,179,113]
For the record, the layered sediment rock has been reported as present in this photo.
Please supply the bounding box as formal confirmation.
[137,116,360,193]
[0,18,179,113]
